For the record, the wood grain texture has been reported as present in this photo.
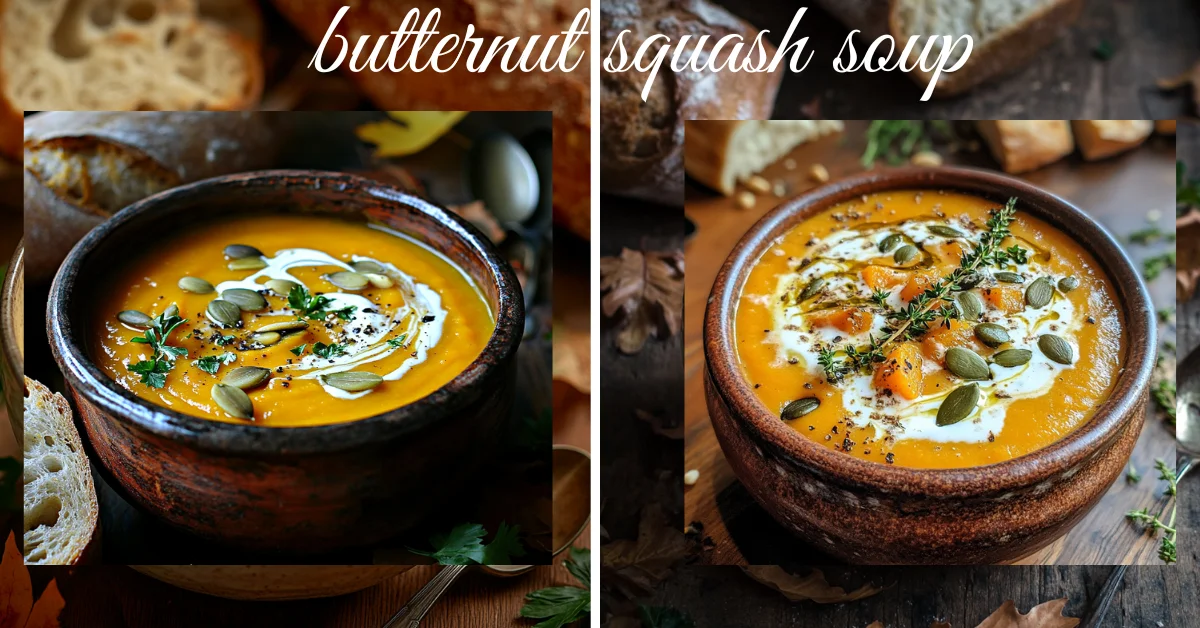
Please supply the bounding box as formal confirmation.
[682,121,1178,566]
[718,0,1198,120]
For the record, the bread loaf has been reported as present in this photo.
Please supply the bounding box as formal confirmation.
[816,0,1083,97]
[23,377,99,565]
[600,0,784,206]
[1071,120,1153,160]
[23,111,285,286]
[975,120,1074,174]
[684,120,844,196]
[0,0,266,161]
[269,0,592,239]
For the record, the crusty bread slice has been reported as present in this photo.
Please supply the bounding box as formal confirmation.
[976,120,1074,174]
[1071,120,1153,160]
[23,377,98,565]
[0,0,265,160]
[684,120,845,195]
[817,0,1083,97]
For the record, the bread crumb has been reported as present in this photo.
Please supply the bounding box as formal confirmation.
[784,158,797,170]
[684,469,700,485]
[773,181,787,197]
[911,151,944,167]
[1147,209,1162,222]
[744,175,771,194]
[809,164,829,183]
[735,190,756,209]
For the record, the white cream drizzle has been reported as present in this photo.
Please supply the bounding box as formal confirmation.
[214,245,447,400]
[764,218,1079,444]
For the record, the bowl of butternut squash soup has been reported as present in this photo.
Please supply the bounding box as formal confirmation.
[47,171,523,553]
[703,167,1154,564]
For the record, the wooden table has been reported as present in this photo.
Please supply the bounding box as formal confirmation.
[683,121,1177,566]
[721,0,1198,120]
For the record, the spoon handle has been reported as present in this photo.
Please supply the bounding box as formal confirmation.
[1178,454,1195,482]
[383,564,469,628]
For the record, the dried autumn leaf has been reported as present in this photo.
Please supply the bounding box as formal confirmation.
[600,248,684,354]
[355,111,468,158]
[974,599,1079,628]
[0,531,64,628]
[601,504,690,598]
[446,201,506,244]
[743,566,883,604]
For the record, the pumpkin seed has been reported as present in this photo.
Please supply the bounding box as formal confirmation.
[212,383,254,419]
[117,310,152,328]
[326,271,369,291]
[799,278,826,302]
[893,244,919,265]
[352,260,385,274]
[1058,276,1079,292]
[994,272,1024,284]
[878,233,902,253]
[992,348,1033,368]
[206,299,241,327]
[266,279,300,296]
[929,225,963,237]
[224,244,263,259]
[955,271,984,291]
[945,347,991,381]
[1025,277,1053,309]
[781,397,820,421]
[937,383,980,426]
[954,292,984,321]
[222,366,271,390]
[974,323,1010,347]
[163,304,180,319]
[221,288,268,312]
[255,320,310,333]
[320,371,384,392]
[1038,334,1074,365]
[252,332,280,346]
[228,257,268,272]
[178,276,214,294]
[363,273,393,289]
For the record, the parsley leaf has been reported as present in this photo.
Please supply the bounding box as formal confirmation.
[482,522,526,564]
[287,285,356,321]
[409,522,526,565]
[519,547,590,627]
[387,333,408,348]
[290,344,308,356]
[128,359,173,388]
[195,352,236,375]
[313,342,347,359]
[214,334,236,346]
[1143,251,1175,281]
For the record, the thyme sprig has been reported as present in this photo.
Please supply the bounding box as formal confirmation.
[1126,459,1178,564]
[820,197,1022,382]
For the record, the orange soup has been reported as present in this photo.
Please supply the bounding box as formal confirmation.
[734,191,1124,469]
[92,214,494,427]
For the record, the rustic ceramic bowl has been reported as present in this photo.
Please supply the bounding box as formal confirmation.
[704,167,1154,565]
[2,240,21,447]
[131,565,415,600]
[48,171,524,554]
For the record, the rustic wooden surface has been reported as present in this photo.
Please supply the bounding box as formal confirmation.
[722,0,1198,120]
[681,121,1178,566]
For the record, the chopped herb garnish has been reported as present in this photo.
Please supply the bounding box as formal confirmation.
[290,344,308,356]
[313,342,347,359]
[1157,308,1174,323]
[1151,379,1176,423]
[128,309,189,388]
[195,352,236,375]
[1126,459,1178,563]
[214,334,236,346]
[1129,226,1168,245]
[861,120,953,167]
[287,285,355,320]
[1142,251,1175,281]
[386,333,408,348]
[409,522,526,565]
[1092,39,1115,61]
[519,547,589,627]
[1126,464,1141,484]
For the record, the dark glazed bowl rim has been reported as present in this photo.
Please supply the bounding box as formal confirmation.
[704,166,1155,497]
[48,170,523,455]
[2,240,22,441]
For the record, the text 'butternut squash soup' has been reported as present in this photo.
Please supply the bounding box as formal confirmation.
[91,214,494,427]
[734,191,1125,469]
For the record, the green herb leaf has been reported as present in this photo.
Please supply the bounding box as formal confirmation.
[410,523,487,564]
[1152,379,1176,422]
[287,285,344,320]
[290,344,308,356]
[640,606,696,628]
[215,334,237,346]
[128,359,173,388]
[195,352,236,375]
[564,546,589,588]
[481,522,526,564]
[387,333,409,348]
[1143,252,1175,281]
[519,586,589,628]
[313,342,348,359]
[1126,464,1141,484]
[1092,39,1115,61]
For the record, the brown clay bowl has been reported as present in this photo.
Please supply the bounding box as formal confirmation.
[48,170,524,554]
[703,167,1154,565]
[130,565,415,600]
[1,239,21,448]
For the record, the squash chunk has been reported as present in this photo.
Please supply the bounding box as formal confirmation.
[900,270,940,302]
[810,307,875,335]
[862,265,907,291]
[982,286,1025,314]
[920,319,978,361]
[873,344,924,400]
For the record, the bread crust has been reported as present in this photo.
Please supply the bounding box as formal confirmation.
[976,120,1074,174]
[270,0,592,238]
[599,0,781,207]
[1072,120,1153,160]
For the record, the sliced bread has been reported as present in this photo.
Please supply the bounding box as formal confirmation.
[0,0,265,160]
[23,377,97,565]
[1071,120,1153,160]
[976,120,1074,174]
[684,120,845,196]
[817,0,1083,97]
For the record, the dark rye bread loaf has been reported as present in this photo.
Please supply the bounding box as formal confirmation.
[600,0,783,207]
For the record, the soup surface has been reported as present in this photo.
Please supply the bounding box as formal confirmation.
[92,214,494,427]
[734,191,1124,469]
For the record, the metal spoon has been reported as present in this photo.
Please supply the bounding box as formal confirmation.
[382,445,591,627]
[1175,346,1200,481]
